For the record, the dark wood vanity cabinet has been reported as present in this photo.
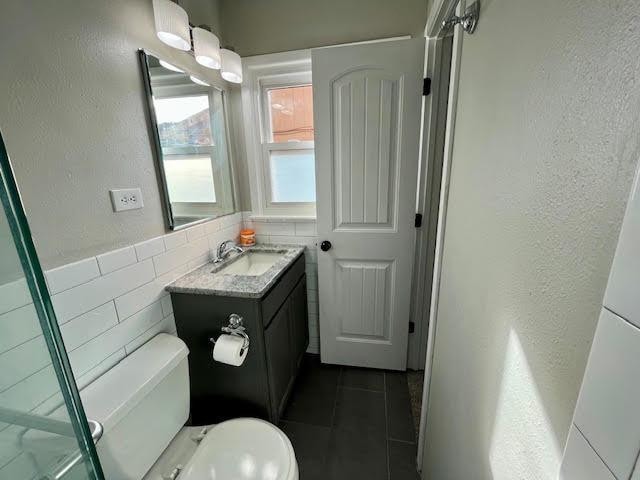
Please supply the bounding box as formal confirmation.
[171,254,308,425]
[265,277,308,417]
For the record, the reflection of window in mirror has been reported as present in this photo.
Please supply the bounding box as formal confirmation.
[153,95,217,204]
[141,50,235,230]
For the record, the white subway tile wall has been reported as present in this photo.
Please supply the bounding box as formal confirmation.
[559,426,615,480]
[163,230,188,251]
[561,169,640,479]
[571,308,640,479]
[45,257,101,295]
[0,213,243,477]
[96,246,137,275]
[633,455,640,480]
[243,213,320,353]
[604,173,640,328]
[0,211,322,477]
[134,236,165,261]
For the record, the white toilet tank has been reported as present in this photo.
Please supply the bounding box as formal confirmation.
[80,334,190,480]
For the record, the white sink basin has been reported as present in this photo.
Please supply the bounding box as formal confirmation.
[218,252,283,276]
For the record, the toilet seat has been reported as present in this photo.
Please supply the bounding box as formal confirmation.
[179,418,298,480]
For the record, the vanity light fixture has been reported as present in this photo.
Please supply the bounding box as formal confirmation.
[193,27,221,70]
[158,60,184,73]
[152,0,242,83]
[189,76,210,87]
[220,49,243,84]
[152,0,191,51]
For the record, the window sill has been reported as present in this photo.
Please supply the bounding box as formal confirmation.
[247,214,316,223]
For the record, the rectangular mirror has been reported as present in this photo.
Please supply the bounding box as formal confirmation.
[139,50,235,230]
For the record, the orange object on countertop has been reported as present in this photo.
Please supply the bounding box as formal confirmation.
[240,229,256,246]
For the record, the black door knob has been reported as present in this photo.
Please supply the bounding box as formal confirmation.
[320,240,332,252]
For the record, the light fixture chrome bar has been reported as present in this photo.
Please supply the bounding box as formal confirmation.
[443,1,480,34]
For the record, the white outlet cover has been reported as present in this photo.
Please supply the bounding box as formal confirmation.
[110,188,144,212]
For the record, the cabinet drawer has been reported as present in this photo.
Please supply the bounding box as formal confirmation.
[261,254,305,328]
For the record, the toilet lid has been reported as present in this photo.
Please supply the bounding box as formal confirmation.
[180,418,296,480]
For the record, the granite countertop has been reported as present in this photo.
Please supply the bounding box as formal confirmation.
[165,244,305,298]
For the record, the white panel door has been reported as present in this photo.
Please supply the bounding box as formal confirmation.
[313,39,424,370]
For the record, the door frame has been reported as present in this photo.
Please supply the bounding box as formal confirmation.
[415,0,466,473]
[313,37,426,371]
[406,36,454,370]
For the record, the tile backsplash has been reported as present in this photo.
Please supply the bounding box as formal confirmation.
[242,213,319,353]
[0,214,241,429]
[0,211,320,436]
[0,212,319,475]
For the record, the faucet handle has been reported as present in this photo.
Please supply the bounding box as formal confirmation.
[217,239,231,253]
[215,240,235,263]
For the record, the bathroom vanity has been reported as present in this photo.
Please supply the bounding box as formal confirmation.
[166,245,309,425]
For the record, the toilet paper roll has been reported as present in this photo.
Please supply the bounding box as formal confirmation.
[213,334,248,367]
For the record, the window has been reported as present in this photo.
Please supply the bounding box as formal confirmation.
[267,85,314,142]
[263,84,316,205]
[163,155,216,203]
[241,50,316,217]
[154,95,214,148]
[154,94,217,204]
[269,149,315,202]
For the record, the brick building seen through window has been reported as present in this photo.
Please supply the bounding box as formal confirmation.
[268,85,314,142]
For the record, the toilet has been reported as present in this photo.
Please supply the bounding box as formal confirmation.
[79,333,298,480]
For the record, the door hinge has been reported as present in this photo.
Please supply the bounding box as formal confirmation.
[415,213,423,228]
[422,78,431,96]
[409,321,415,334]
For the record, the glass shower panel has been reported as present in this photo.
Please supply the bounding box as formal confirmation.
[0,132,103,480]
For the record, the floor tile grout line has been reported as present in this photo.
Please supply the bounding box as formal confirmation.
[279,418,331,429]
[325,367,342,473]
[330,368,342,426]
[337,384,385,394]
[388,437,417,445]
[384,372,391,480]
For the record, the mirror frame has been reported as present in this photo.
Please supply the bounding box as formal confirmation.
[138,49,238,231]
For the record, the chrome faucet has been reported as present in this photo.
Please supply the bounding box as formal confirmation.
[215,240,243,263]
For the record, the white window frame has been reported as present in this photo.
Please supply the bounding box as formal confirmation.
[241,49,316,217]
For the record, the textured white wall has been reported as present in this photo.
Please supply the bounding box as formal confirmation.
[422,0,640,478]
[219,0,428,56]
[0,0,225,269]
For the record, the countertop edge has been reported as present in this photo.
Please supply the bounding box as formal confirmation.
[164,245,306,298]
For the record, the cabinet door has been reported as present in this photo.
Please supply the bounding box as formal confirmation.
[264,300,292,419]
[290,278,309,368]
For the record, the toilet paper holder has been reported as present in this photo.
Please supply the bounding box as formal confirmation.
[208,314,250,354]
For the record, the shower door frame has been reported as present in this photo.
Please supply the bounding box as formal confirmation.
[0,130,105,480]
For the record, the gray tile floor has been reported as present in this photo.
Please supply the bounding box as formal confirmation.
[280,354,420,480]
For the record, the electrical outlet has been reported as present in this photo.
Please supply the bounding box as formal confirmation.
[109,188,144,212]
